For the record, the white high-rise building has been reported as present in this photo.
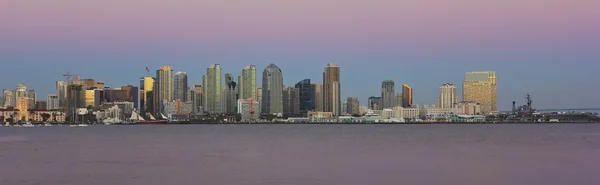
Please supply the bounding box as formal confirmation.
[56,81,68,107]
[47,94,59,110]
[438,83,458,108]
[2,89,15,107]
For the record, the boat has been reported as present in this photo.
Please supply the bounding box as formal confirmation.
[44,123,53,127]
[69,125,78,127]
[78,124,89,127]
[5,122,9,127]
[23,122,35,128]
[139,120,168,124]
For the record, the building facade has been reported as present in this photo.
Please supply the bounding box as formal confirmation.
[462,71,497,114]
[139,77,154,113]
[223,73,238,114]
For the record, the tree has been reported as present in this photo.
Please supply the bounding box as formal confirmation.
[6,118,14,123]
[21,116,26,121]
[41,113,51,122]
[235,113,242,122]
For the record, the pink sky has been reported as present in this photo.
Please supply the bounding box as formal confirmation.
[2,0,598,43]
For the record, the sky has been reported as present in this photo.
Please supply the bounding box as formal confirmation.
[1,0,599,111]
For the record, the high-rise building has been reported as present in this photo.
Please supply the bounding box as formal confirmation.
[56,81,67,107]
[202,64,222,113]
[140,77,154,113]
[156,66,174,104]
[381,80,396,109]
[347,97,360,115]
[121,85,139,109]
[438,83,458,108]
[323,63,341,116]
[368,96,382,110]
[66,84,85,122]
[402,84,413,107]
[295,79,315,115]
[239,65,257,100]
[223,73,238,114]
[27,89,36,109]
[174,72,188,102]
[396,93,403,108]
[463,71,497,114]
[312,83,323,111]
[194,85,203,113]
[16,83,26,99]
[85,90,95,107]
[261,64,283,114]
[3,89,16,107]
[47,94,59,110]
[282,87,299,116]
[187,87,194,104]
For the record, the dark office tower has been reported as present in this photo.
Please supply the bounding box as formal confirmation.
[381,80,396,109]
[295,79,314,116]
[282,86,299,117]
[262,64,283,114]
[224,73,238,114]
[66,84,85,122]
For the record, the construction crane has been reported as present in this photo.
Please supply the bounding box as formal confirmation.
[63,72,80,84]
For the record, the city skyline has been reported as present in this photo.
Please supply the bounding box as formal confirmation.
[1,63,598,111]
[1,0,599,110]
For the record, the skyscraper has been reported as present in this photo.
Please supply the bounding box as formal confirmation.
[3,89,15,107]
[66,84,85,122]
[223,73,238,114]
[312,83,323,111]
[282,86,299,116]
[174,72,188,102]
[396,93,403,108]
[203,64,222,113]
[16,83,26,99]
[47,94,59,110]
[347,97,360,115]
[156,66,174,103]
[402,84,413,107]
[295,79,315,115]
[239,65,257,100]
[194,85,203,113]
[381,80,396,109]
[323,63,341,116]
[463,71,497,114]
[27,89,36,109]
[262,64,283,114]
[56,81,67,107]
[140,77,154,113]
[438,83,458,108]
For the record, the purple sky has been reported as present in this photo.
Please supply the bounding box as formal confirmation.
[1,0,599,110]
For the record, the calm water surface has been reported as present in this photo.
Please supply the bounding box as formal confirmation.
[1,124,600,185]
